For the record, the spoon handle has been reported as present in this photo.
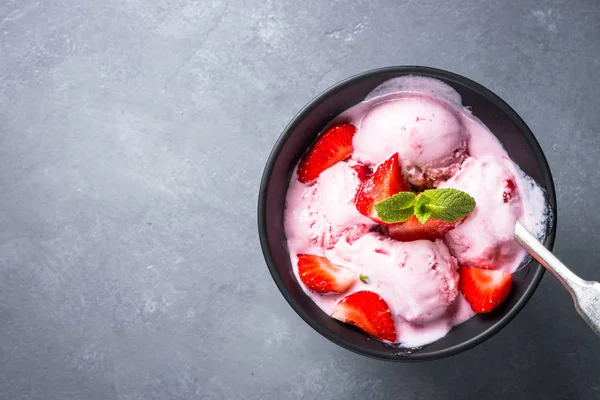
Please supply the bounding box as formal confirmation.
[514,221,600,337]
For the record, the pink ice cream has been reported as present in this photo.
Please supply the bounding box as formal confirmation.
[284,76,550,347]
[353,96,468,186]
[439,156,525,272]
[285,161,374,253]
[328,233,471,346]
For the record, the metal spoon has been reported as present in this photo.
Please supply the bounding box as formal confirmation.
[515,221,600,337]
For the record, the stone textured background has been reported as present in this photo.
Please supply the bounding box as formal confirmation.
[1,0,599,399]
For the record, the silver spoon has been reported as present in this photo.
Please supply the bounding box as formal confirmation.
[515,221,600,337]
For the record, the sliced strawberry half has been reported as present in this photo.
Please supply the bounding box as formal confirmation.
[297,123,357,184]
[387,215,461,242]
[459,266,512,313]
[355,153,411,224]
[297,254,356,294]
[331,290,397,342]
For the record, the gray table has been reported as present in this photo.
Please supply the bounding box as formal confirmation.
[1,0,599,399]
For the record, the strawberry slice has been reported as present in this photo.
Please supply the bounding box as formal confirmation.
[297,123,357,183]
[331,290,397,342]
[297,254,356,293]
[459,266,512,313]
[355,153,411,224]
[387,215,461,242]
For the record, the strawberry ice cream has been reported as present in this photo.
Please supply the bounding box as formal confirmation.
[284,161,374,252]
[283,75,550,347]
[353,96,468,187]
[439,156,525,272]
[327,233,472,346]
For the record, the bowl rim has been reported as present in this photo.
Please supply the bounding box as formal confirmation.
[257,65,557,361]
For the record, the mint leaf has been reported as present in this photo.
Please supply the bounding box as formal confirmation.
[359,274,369,284]
[414,194,432,224]
[374,192,416,223]
[415,188,476,224]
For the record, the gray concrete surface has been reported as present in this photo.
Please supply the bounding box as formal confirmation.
[1,0,599,399]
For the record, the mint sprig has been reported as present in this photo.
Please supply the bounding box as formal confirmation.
[374,192,416,224]
[416,188,476,224]
[374,188,476,224]
[414,193,432,224]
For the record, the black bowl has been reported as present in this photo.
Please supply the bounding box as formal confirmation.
[258,66,557,361]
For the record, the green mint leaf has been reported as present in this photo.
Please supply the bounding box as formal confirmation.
[414,194,432,224]
[359,274,369,283]
[374,192,416,223]
[416,188,476,224]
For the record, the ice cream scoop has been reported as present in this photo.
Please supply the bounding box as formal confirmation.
[439,156,524,272]
[353,95,468,186]
[515,221,600,337]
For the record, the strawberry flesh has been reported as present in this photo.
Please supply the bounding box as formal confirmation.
[297,254,356,293]
[502,179,517,203]
[459,266,512,313]
[355,153,411,224]
[387,215,461,242]
[331,290,397,342]
[351,164,373,181]
[297,123,357,184]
